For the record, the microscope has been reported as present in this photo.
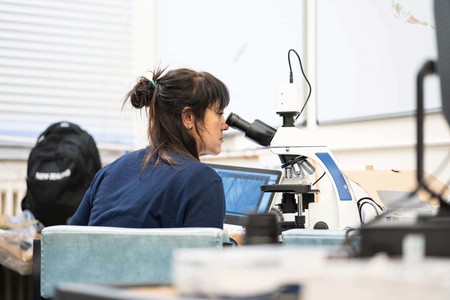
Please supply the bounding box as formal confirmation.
[226,84,361,230]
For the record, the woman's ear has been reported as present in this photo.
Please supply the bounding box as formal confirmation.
[181,107,194,130]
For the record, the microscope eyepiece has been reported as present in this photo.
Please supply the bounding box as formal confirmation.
[226,112,276,147]
[226,113,251,133]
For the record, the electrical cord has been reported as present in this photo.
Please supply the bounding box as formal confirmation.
[358,201,382,217]
[312,171,326,186]
[357,197,383,211]
[357,197,382,225]
[287,49,312,121]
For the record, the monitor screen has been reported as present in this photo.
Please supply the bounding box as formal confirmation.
[208,163,282,226]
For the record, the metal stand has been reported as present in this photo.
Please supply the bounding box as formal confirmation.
[416,60,450,216]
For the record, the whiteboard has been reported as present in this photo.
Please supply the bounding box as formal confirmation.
[316,0,440,124]
[156,0,305,128]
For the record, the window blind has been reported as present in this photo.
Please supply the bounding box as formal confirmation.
[0,0,134,150]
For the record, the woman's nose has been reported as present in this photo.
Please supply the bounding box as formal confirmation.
[223,122,229,131]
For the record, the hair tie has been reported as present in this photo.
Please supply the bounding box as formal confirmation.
[143,72,157,88]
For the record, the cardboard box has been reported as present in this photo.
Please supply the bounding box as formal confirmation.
[344,167,448,209]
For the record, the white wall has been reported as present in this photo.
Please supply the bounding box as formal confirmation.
[131,0,450,189]
[2,0,449,192]
[201,1,450,190]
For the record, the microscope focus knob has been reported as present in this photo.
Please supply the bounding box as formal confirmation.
[313,221,329,230]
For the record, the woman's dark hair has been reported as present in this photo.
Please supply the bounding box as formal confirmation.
[125,67,230,167]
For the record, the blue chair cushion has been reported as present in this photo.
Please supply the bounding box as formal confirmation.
[281,228,357,249]
[40,225,225,299]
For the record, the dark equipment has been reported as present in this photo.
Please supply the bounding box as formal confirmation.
[359,0,450,258]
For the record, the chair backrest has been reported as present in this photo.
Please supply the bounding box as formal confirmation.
[38,225,226,299]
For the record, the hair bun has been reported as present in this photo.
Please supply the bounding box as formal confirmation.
[129,78,154,108]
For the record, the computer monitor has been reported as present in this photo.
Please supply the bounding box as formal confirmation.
[208,163,282,226]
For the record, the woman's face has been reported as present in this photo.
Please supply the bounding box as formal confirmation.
[195,104,229,156]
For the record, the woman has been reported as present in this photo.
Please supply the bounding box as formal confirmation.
[70,67,230,229]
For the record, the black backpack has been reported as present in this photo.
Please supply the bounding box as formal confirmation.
[21,121,101,226]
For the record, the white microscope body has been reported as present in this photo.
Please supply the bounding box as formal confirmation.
[226,83,361,230]
[270,126,361,229]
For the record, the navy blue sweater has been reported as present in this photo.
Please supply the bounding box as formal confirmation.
[70,148,225,229]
